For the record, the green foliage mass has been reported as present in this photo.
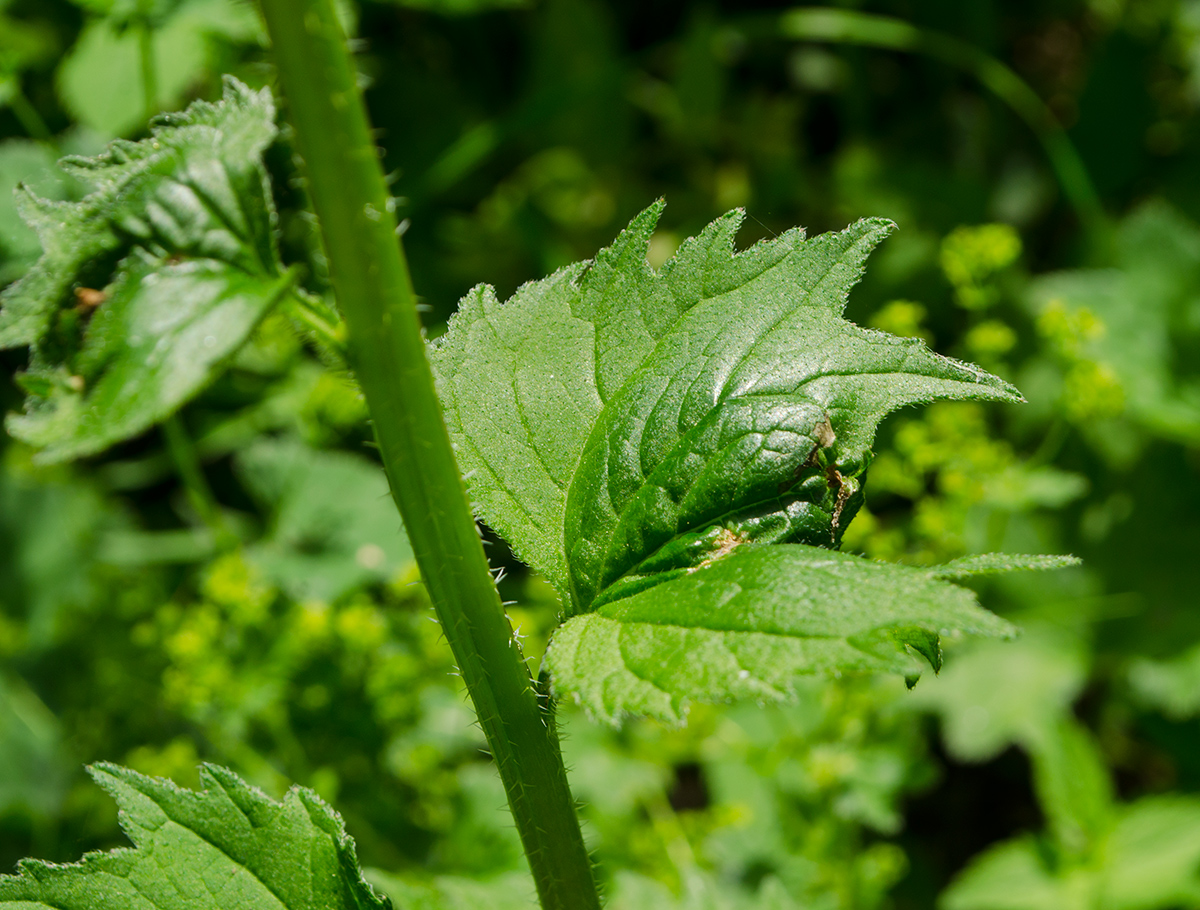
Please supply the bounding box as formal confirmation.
[1030,202,1200,453]
[237,437,415,603]
[1,77,289,463]
[2,2,1200,910]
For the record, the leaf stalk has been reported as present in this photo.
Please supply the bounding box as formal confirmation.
[162,413,235,550]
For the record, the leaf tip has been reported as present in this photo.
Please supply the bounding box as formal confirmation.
[84,760,123,787]
[932,553,1083,581]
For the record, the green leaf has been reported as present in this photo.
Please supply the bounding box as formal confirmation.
[1027,718,1115,859]
[434,204,1021,616]
[57,0,264,137]
[9,254,294,461]
[2,77,289,462]
[940,837,1073,910]
[544,545,1015,725]
[943,797,1200,910]
[1129,642,1200,719]
[0,763,390,910]
[907,629,1087,762]
[1029,200,1200,447]
[931,553,1081,580]
[1104,798,1200,910]
[0,140,68,283]
[435,204,1030,721]
[236,437,416,602]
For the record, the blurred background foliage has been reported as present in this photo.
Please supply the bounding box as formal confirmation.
[1,0,1200,908]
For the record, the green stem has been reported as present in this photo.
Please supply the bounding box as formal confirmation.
[257,4,601,909]
[7,81,53,144]
[286,288,347,358]
[780,9,1109,242]
[138,20,157,122]
[1030,416,1070,466]
[162,413,234,549]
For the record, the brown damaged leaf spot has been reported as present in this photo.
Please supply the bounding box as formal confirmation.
[690,526,747,573]
[826,465,856,537]
[813,413,836,450]
[778,412,838,496]
[73,287,107,311]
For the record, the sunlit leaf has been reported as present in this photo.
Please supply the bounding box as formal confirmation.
[434,203,1028,718]
[546,545,1014,725]
[2,77,288,462]
[0,763,389,910]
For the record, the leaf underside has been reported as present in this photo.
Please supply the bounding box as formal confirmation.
[1,76,287,463]
[0,763,389,910]
[433,202,1038,722]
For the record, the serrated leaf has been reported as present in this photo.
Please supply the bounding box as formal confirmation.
[544,545,1015,725]
[931,553,1081,580]
[435,204,1029,719]
[9,254,293,461]
[434,204,1021,617]
[0,76,278,348]
[0,140,68,284]
[1,77,288,463]
[0,763,390,910]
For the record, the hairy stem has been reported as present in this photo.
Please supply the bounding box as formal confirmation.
[257,4,601,909]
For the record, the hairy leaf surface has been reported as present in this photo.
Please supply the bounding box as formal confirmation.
[0,763,389,910]
[1,77,286,462]
[434,203,1021,615]
[544,544,1015,724]
[434,204,1031,719]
